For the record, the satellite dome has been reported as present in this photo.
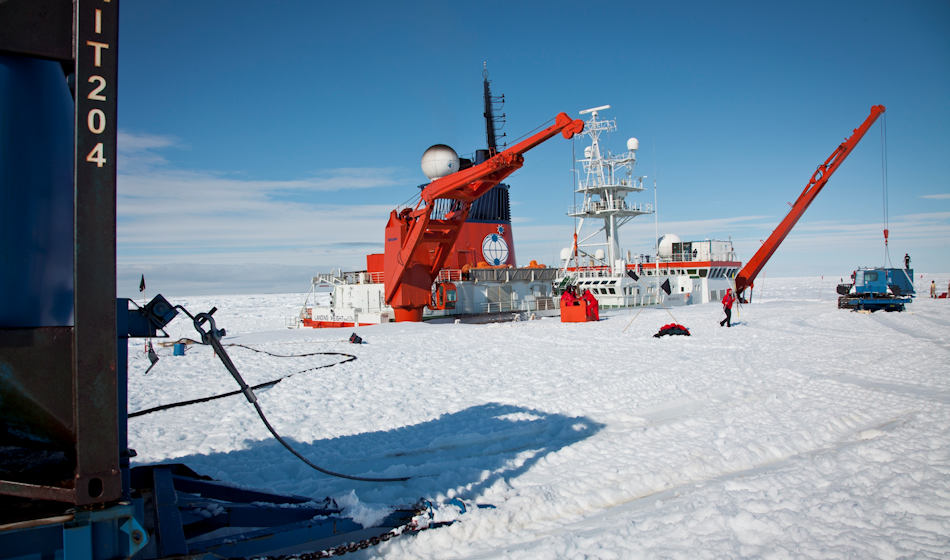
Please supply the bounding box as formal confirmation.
[657,233,681,259]
[626,137,639,151]
[421,144,460,180]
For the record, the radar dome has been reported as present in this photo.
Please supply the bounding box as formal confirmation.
[421,144,460,180]
[626,137,639,151]
[560,247,572,261]
[657,233,681,259]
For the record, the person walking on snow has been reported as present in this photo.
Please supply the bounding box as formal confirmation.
[931,280,937,298]
[720,288,736,327]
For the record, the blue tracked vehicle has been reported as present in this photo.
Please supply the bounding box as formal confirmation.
[837,267,915,312]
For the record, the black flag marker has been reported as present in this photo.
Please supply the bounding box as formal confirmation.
[626,269,639,281]
[660,278,671,295]
[139,274,146,293]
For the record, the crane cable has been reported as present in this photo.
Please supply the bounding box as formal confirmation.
[880,112,891,267]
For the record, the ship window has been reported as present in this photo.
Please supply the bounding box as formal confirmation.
[865,271,879,282]
[699,269,708,278]
[687,269,696,275]
[608,288,616,294]
[680,286,685,292]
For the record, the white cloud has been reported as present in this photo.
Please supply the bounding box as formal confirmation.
[920,193,950,200]
[118,130,178,153]
[116,130,410,286]
[118,131,180,169]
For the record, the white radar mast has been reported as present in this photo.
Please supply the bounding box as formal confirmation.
[568,106,652,274]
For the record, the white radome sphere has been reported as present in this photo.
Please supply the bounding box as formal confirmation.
[421,144,460,180]
[560,247,572,260]
[657,233,681,259]
[627,137,639,151]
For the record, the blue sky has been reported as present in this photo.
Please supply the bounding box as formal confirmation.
[116,0,950,296]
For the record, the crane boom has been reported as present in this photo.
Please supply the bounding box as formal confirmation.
[384,112,584,322]
[734,105,885,298]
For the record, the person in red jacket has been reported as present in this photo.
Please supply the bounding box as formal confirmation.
[720,288,736,327]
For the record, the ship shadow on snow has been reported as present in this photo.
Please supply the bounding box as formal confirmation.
[150,402,603,507]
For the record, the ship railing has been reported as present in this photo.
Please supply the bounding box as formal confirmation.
[667,251,701,263]
[481,302,512,313]
[480,297,556,314]
[576,178,645,192]
[568,200,653,215]
[566,266,613,279]
[436,269,464,282]
[312,271,384,285]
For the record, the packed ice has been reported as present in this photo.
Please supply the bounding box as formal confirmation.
[127,276,950,558]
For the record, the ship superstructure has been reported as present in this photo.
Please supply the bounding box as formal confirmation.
[558,106,741,307]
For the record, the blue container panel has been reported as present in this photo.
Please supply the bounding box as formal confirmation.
[0,55,75,327]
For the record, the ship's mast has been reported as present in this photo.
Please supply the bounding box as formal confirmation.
[568,106,651,275]
[482,62,505,154]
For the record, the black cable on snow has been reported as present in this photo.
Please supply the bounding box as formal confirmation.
[128,347,355,418]
[132,305,409,483]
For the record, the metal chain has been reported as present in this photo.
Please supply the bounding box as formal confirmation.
[249,503,440,559]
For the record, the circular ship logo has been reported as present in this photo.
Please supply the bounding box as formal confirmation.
[481,233,509,266]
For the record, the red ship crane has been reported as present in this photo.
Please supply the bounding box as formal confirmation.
[385,112,585,322]
[734,105,885,300]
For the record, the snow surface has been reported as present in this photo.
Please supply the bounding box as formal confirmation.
[128,277,950,559]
